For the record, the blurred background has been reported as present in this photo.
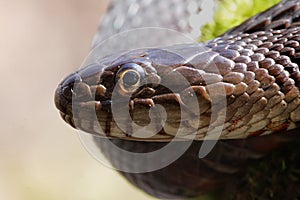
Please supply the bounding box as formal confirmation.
[0,0,154,199]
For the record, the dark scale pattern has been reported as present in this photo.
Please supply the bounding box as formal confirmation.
[205,27,300,137]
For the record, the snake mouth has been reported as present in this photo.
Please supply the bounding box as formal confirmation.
[54,66,207,141]
[54,78,73,116]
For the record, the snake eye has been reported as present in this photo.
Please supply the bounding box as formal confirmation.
[116,63,145,94]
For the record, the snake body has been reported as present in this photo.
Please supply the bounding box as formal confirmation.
[55,0,300,199]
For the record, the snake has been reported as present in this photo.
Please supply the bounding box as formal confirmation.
[55,0,300,199]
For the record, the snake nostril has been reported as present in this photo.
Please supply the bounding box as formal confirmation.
[60,73,82,100]
[54,72,82,114]
[54,85,70,113]
[62,85,73,100]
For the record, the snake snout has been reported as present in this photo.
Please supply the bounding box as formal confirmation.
[54,73,80,115]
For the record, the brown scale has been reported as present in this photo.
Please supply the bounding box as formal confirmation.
[265,50,280,59]
[205,27,300,135]
[246,61,259,72]
[250,53,265,61]
[232,63,247,73]
[266,93,285,109]
[264,83,280,99]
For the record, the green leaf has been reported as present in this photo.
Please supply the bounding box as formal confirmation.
[199,0,281,42]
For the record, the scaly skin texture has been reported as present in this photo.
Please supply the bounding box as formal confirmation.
[55,26,300,141]
[54,0,300,199]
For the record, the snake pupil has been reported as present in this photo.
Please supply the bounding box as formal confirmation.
[122,71,139,86]
[116,63,145,94]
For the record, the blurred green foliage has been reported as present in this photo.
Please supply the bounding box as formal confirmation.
[200,0,281,41]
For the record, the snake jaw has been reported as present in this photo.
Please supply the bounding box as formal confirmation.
[54,60,202,141]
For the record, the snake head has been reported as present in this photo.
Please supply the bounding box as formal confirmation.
[54,46,223,141]
[54,50,156,131]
